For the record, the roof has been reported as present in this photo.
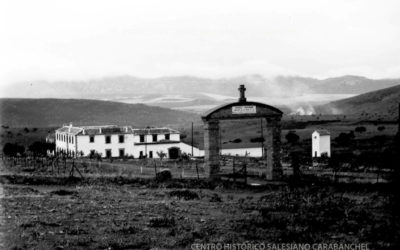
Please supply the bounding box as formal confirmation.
[55,126,83,135]
[313,130,330,136]
[132,127,180,135]
[56,125,179,136]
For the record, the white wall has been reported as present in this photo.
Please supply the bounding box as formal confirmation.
[220,147,263,157]
[55,132,77,155]
[133,133,180,143]
[132,142,202,158]
[312,132,331,157]
[76,134,135,157]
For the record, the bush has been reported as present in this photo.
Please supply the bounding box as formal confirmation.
[155,169,172,182]
[250,137,265,143]
[231,138,242,143]
[28,141,55,156]
[3,143,25,156]
[377,126,385,131]
[355,126,367,133]
[285,131,299,144]
[335,132,353,146]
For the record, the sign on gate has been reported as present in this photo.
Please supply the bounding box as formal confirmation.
[232,105,257,114]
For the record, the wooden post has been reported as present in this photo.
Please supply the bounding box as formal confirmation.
[196,162,199,179]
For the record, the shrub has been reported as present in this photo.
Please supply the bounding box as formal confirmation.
[355,126,367,133]
[377,126,385,131]
[231,138,242,143]
[285,131,299,144]
[155,169,172,182]
[3,143,25,156]
[250,137,265,143]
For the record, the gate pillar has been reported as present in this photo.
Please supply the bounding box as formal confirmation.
[204,119,220,180]
[264,116,283,180]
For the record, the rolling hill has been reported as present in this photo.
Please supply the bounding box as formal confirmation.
[318,84,400,117]
[0,98,201,128]
[3,75,399,100]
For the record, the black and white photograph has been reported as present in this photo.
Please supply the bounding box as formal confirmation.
[0,0,399,249]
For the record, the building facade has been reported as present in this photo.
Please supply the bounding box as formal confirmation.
[312,130,331,158]
[55,124,202,159]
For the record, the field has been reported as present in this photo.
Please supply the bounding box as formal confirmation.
[0,172,399,249]
[0,115,399,249]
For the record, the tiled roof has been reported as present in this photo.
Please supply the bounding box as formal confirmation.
[56,127,83,135]
[80,126,133,135]
[56,125,178,136]
[132,127,180,135]
[314,129,330,135]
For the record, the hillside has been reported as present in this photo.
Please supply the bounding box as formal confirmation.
[0,98,201,128]
[3,75,400,101]
[318,84,400,117]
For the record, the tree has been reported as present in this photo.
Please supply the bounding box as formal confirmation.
[28,141,55,156]
[355,126,367,133]
[3,143,25,156]
[335,132,352,146]
[157,151,167,166]
[285,131,299,144]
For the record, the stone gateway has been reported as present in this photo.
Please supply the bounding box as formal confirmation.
[202,85,283,181]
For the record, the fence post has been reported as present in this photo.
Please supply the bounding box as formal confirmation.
[196,162,199,180]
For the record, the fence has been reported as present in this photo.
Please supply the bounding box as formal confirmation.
[0,154,208,179]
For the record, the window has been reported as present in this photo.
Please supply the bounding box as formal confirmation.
[140,135,145,142]
[149,151,153,158]
[90,136,95,143]
[105,149,112,158]
[119,135,124,143]
[90,150,95,156]
[152,134,157,142]
[105,135,111,144]
[119,148,125,157]
[71,137,74,144]
[165,134,170,140]
[64,135,66,142]
[139,151,143,158]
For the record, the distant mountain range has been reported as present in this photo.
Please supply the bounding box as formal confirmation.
[3,74,399,114]
[318,84,400,117]
[0,98,200,128]
[3,74,399,98]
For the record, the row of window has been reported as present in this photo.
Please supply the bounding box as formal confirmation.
[90,135,125,144]
[139,134,169,143]
[88,134,171,144]
[56,133,74,144]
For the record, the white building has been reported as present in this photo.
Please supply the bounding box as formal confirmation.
[312,130,331,158]
[55,124,202,159]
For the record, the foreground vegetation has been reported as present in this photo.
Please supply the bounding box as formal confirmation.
[0,175,399,249]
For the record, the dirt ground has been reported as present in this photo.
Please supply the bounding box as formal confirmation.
[0,176,399,250]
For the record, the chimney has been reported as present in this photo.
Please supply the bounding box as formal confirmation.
[82,128,85,135]
[68,122,73,133]
[125,126,129,133]
[99,127,102,134]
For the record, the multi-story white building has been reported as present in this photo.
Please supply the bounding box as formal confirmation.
[312,130,331,158]
[55,124,202,159]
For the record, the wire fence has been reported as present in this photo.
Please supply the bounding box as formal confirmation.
[0,154,209,179]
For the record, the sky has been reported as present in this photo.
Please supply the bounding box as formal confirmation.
[1,0,400,87]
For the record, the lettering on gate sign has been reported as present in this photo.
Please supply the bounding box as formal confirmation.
[232,105,257,114]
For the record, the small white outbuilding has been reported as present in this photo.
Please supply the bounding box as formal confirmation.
[312,130,331,158]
